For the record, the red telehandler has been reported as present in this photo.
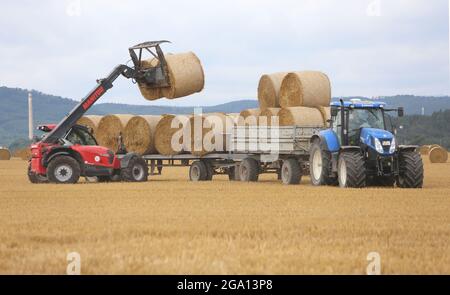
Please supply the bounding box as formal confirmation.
[28,41,171,184]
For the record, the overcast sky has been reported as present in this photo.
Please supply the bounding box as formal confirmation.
[0,0,448,106]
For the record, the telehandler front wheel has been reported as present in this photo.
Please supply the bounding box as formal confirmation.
[120,157,148,182]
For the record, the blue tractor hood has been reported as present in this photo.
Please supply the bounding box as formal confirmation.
[360,128,395,155]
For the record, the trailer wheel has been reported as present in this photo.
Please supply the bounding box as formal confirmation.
[202,160,214,181]
[239,158,259,182]
[190,161,208,181]
[228,166,240,181]
[27,162,48,184]
[120,156,148,182]
[281,158,302,185]
[309,141,337,186]
[337,151,366,188]
[397,150,424,188]
[47,156,81,184]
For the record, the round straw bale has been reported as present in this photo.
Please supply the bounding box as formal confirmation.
[186,113,228,156]
[258,72,289,110]
[13,148,31,160]
[96,114,134,152]
[429,146,448,163]
[260,108,281,126]
[316,106,331,127]
[279,71,331,108]
[278,107,325,127]
[123,115,162,155]
[154,114,191,155]
[238,109,261,126]
[0,147,11,160]
[161,52,205,99]
[77,115,102,135]
[419,145,431,155]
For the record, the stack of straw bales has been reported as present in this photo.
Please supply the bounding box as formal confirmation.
[138,52,205,101]
[77,115,103,135]
[96,115,134,152]
[251,70,332,128]
[123,115,162,155]
[154,114,191,156]
[0,147,11,160]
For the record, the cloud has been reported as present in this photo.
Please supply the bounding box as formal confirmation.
[0,0,448,106]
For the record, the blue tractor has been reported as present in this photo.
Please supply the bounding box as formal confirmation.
[309,99,424,188]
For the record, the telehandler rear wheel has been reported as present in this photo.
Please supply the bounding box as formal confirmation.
[120,156,148,182]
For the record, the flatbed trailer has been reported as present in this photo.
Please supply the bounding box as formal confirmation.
[138,126,322,185]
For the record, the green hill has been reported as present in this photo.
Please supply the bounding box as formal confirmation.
[1,86,450,149]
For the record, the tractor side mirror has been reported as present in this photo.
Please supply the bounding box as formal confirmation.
[398,107,404,117]
[330,108,338,117]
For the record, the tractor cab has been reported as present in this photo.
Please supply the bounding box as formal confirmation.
[36,124,97,146]
[329,99,403,154]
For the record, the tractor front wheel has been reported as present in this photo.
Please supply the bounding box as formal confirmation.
[337,151,366,188]
[397,150,424,188]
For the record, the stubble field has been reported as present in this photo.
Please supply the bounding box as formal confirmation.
[0,156,449,274]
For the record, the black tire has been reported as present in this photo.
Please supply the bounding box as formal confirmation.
[228,166,240,181]
[203,160,214,181]
[337,151,366,188]
[309,140,337,186]
[239,158,259,182]
[281,158,302,185]
[47,156,81,184]
[189,161,208,181]
[397,150,424,188]
[27,162,48,184]
[120,157,148,182]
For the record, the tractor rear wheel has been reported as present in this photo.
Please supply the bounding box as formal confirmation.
[189,161,208,181]
[309,141,337,186]
[27,162,48,184]
[239,158,259,182]
[281,158,302,185]
[337,151,366,188]
[47,156,81,184]
[120,156,148,182]
[397,150,424,188]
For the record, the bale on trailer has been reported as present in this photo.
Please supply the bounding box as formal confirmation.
[96,114,134,152]
[258,72,289,110]
[0,147,11,160]
[123,115,162,155]
[260,108,281,126]
[77,115,102,135]
[154,114,191,155]
[238,109,261,126]
[316,106,331,127]
[278,107,325,127]
[429,146,448,163]
[139,52,205,100]
[186,113,229,156]
[279,71,331,108]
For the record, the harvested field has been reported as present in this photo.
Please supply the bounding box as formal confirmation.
[0,156,449,274]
